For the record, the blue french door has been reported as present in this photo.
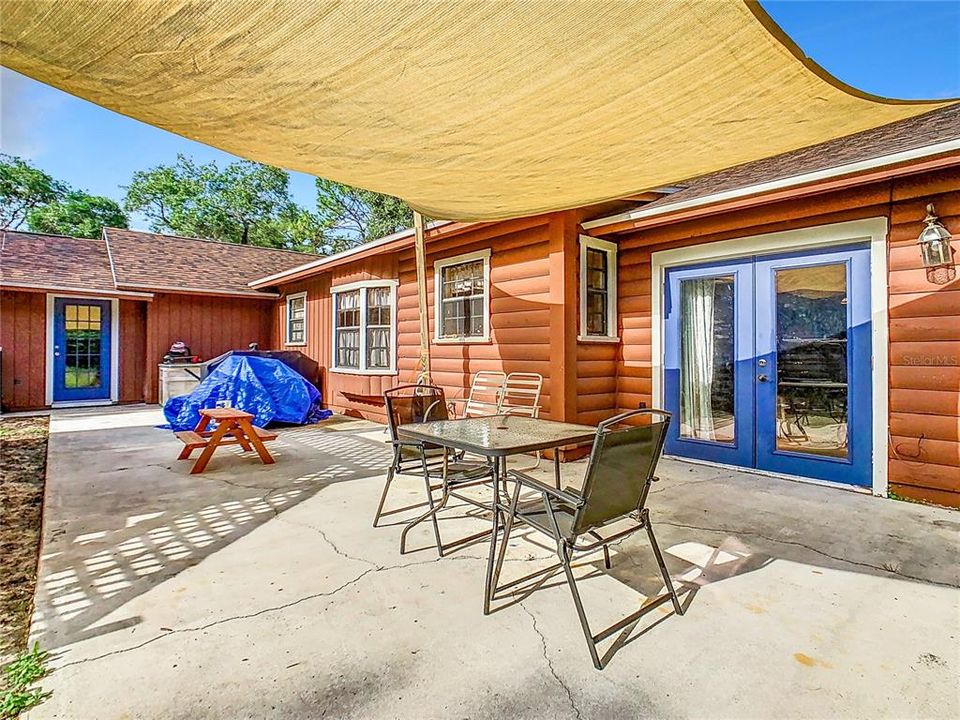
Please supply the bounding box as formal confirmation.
[53,298,112,402]
[664,245,872,487]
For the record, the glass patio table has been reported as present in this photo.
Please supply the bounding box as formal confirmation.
[397,414,597,609]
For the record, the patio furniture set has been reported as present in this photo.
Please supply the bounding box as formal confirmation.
[170,372,684,669]
[372,373,685,670]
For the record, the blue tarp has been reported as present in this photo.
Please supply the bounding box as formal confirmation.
[163,355,331,431]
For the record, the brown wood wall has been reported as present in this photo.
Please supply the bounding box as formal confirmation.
[0,290,47,411]
[118,300,148,404]
[608,167,960,508]
[143,293,274,403]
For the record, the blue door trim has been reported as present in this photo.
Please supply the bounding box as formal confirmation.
[53,298,112,403]
[663,244,872,488]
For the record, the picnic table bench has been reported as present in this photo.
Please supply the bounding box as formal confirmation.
[176,407,277,474]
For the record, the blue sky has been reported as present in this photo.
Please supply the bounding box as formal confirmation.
[1,0,958,230]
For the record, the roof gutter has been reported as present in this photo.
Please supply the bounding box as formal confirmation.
[0,282,155,299]
[582,139,960,232]
[116,282,279,299]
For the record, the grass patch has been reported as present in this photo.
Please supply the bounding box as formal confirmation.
[1,643,50,718]
[0,415,49,715]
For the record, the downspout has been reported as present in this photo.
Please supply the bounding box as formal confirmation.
[413,210,432,383]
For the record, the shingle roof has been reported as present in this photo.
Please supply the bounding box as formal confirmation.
[1,231,117,292]
[103,228,314,295]
[0,228,317,296]
[641,104,960,212]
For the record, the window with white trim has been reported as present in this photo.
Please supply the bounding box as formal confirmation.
[285,291,307,345]
[331,281,397,373]
[579,236,618,340]
[434,249,491,342]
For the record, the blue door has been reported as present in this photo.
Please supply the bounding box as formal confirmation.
[53,298,112,402]
[664,245,872,487]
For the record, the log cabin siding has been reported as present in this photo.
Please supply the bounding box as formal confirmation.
[602,167,960,507]
[272,213,581,423]
[143,293,274,404]
[272,253,400,421]
[0,290,47,411]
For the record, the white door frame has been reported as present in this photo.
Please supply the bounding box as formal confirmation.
[45,293,120,407]
[649,217,889,497]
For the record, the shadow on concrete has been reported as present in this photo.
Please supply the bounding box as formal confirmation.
[32,416,394,649]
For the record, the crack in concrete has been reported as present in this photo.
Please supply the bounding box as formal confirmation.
[659,520,960,589]
[520,603,583,720]
[54,555,494,670]
[276,517,384,569]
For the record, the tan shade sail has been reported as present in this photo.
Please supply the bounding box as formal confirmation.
[1,1,953,221]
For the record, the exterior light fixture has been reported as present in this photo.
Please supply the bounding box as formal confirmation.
[917,203,954,269]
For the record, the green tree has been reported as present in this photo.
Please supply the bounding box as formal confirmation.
[0,154,66,229]
[124,155,323,250]
[27,190,128,238]
[315,178,414,252]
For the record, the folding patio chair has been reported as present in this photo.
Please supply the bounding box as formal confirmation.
[500,372,544,469]
[449,370,506,419]
[373,384,494,556]
[486,408,684,669]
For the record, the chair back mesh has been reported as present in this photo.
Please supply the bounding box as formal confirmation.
[571,410,670,536]
[383,384,449,443]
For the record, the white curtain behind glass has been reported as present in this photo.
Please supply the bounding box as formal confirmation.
[680,278,717,440]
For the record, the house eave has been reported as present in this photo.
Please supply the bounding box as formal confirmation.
[582,139,960,233]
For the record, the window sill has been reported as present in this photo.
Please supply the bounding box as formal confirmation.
[577,335,621,344]
[330,367,399,376]
[433,337,492,345]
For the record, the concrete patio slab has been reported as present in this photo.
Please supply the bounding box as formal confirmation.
[24,406,960,719]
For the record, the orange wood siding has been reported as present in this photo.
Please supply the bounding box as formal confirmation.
[604,167,960,508]
[0,290,46,411]
[143,293,274,403]
[885,172,960,506]
[272,214,580,422]
[272,252,400,421]
[118,300,147,403]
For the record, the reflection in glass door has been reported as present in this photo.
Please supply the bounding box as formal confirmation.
[754,248,872,486]
[664,245,872,487]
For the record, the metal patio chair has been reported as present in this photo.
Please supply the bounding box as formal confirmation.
[373,383,494,556]
[449,370,506,419]
[486,408,684,670]
[500,372,544,469]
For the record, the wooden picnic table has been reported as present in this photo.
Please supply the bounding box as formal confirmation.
[175,407,277,474]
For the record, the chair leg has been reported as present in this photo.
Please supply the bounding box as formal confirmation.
[559,543,603,670]
[399,456,444,556]
[643,510,684,616]
[372,448,400,527]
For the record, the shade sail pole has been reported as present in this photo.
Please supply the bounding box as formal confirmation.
[413,210,432,384]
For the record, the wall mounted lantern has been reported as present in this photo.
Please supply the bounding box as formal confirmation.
[917,203,954,269]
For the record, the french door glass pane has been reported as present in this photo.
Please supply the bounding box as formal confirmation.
[679,276,735,443]
[775,263,848,458]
